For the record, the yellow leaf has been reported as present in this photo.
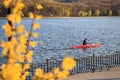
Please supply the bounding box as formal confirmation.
[19,35,27,44]
[47,72,54,78]
[33,23,40,30]
[17,53,25,62]
[18,11,24,16]
[62,57,76,70]
[15,14,22,24]
[36,4,43,10]
[49,78,55,80]
[13,7,19,13]
[23,64,30,71]
[24,71,29,76]
[27,57,32,63]
[11,37,18,45]
[57,71,69,79]
[3,0,11,8]
[8,57,16,64]
[24,31,29,37]
[36,15,42,20]
[16,43,26,53]
[16,1,25,10]
[29,12,34,19]
[7,14,15,23]
[32,32,38,38]
[1,64,22,80]
[43,73,49,79]
[2,23,13,37]
[16,25,24,33]
[54,68,60,74]
[26,51,33,63]
[26,50,33,59]
[2,48,8,56]
[29,41,36,47]
[35,68,43,77]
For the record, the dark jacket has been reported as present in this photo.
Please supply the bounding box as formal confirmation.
[83,39,88,45]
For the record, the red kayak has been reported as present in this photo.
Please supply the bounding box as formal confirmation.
[70,44,101,49]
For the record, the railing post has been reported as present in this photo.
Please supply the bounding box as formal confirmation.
[46,59,49,73]
[92,53,95,72]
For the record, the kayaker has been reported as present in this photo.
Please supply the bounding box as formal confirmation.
[83,38,88,45]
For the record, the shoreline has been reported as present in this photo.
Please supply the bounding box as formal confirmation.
[0,16,120,19]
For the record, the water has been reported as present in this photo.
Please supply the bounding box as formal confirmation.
[0,17,120,64]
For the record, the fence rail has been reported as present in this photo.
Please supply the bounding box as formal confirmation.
[28,53,120,79]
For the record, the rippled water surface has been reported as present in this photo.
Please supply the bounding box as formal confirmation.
[0,17,120,63]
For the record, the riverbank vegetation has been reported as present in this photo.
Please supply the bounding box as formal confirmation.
[0,0,120,17]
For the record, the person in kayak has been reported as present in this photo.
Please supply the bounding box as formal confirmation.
[83,38,88,45]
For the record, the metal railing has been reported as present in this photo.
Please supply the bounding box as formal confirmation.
[27,53,120,79]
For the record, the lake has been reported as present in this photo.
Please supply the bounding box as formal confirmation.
[0,17,120,63]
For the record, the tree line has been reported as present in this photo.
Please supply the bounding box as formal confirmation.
[0,0,120,17]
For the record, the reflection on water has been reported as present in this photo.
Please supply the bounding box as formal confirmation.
[0,17,120,63]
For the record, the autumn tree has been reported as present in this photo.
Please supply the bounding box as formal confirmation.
[87,10,92,16]
[94,9,100,16]
[78,11,87,17]
[118,9,120,16]
[108,10,112,16]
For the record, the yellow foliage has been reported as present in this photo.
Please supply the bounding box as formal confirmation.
[15,1,25,10]
[1,41,9,56]
[27,57,32,63]
[13,8,19,14]
[57,70,69,79]
[33,23,40,30]
[36,15,42,20]
[29,41,36,47]
[24,31,29,37]
[7,14,15,23]
[8,57,16,64]
[16,43,27,53]
[1,64,22,80]
[36,4,43,10]
[29,12,34,19]
[21,71,29,80]
[2,23,13,37]
[23,64,30,71]
[43,73,50,79]
[17,53,25,62]
[3,0,12,8]
[62,57,76,70]
[33,32,38,38]
[35,68,43,77]
[47,72,54,78]
[26,50,33,59]
[18,11,24,16]
[1,48,8,56]
[19,35,27,44]
[16,25,24,33]
[15,14,22,24]
[0,1,76,80]
[11,37,18,45]
[21,75,26,80]
[49,78,55,80]
[25,71,30,77]
[54,68,60,74]
[1,41,15,57]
